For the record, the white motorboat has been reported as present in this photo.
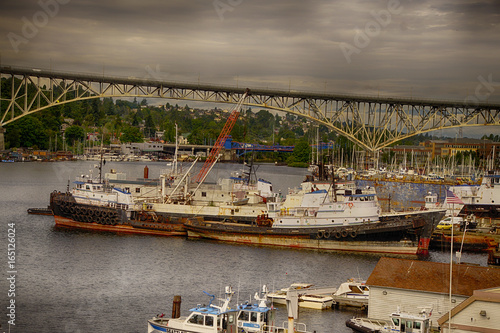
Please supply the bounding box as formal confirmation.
[346,307,432,333]
[268,283,335,310]
[332,279,369,309]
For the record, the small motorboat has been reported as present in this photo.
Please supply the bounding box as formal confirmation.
[268,283,335,310]
[346,307,432,333]
[332,278,369,309]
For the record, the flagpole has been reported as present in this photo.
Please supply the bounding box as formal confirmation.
[444,188,464,332]
[449,202,453,333]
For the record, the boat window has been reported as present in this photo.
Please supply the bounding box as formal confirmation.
[250,312,258,322]
[205,315,214,327]
[86,185,90,190]
[392,318,400,327]
[351,286,362,293]
[228,314,234,324]
[188,314,204,325]
[238,311,249,321]
[135,188,141,193]
[202,192,207,197]
[414,321,421,329]
[406,321,413,329]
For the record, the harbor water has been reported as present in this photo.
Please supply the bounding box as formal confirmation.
[0,161,488,333]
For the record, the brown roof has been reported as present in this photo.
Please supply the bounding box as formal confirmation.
[366,257,500,297]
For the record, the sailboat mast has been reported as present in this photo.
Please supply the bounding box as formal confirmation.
[173,123,178,175]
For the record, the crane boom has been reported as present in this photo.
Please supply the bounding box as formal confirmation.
[194,90,249,183]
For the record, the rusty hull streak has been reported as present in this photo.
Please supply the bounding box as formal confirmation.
[54,215,186,237]
[186,229,420,257]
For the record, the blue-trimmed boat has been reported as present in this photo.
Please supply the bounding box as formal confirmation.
[147,286,313,333]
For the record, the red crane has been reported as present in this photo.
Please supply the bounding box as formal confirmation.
[194,90,249,183]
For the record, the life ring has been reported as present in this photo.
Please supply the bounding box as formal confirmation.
[323,231,331,239]
[350,230,358,238]
[317,230,325,239]
[341,230,348,238]
[348,202,354,209]
[335,231,342,239]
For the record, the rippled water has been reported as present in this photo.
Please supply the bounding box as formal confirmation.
[0,161,487,333]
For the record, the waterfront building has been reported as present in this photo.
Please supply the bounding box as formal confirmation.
[365,258,500,331]
[438,287,500,333]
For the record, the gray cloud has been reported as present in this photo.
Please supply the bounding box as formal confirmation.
[1,0,499,106]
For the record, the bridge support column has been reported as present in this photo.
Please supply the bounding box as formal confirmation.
[0,127,5,152]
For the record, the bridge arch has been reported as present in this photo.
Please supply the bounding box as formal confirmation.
[2,66,500,152]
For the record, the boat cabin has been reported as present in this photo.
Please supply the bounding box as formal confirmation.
[387,311,430,333]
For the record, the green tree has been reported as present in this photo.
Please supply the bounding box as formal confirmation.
[287,139,311,165]
[121,126,143,143]
[65,125,85,146]
[5,115,48,148]
[144,112,156,138]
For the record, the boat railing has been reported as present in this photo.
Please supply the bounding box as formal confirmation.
[277,207,318,217]
[263,322,310,333]
[273,321,310,333]
[352,317,389,328]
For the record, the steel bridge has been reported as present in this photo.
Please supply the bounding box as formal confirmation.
[1,66,500,152]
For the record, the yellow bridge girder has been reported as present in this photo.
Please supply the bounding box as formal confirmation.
[1,66,500,152]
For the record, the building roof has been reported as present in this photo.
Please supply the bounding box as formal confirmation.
[437,287,500,326]
[366,257,500,297]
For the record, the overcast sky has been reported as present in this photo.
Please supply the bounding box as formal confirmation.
[1,0,499,137]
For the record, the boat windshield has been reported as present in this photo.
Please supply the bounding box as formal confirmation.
[187,314,214,327]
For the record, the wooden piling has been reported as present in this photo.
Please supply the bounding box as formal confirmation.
[172,295,181,318]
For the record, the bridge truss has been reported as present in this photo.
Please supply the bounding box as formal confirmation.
[1,66,500,152]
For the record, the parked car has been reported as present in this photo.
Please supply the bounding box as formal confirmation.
[436,216,463,230]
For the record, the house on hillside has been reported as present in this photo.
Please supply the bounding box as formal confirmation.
[438,287,500,333]
[365,257,500,330]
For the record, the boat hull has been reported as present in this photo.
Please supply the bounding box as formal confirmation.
[430,231,498,252]
[332,295,368,309]
[54,215,186,236]
[184,210,445,257]
[268,295,333,310]
[50,191,186,236]
[460,203,500,218]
